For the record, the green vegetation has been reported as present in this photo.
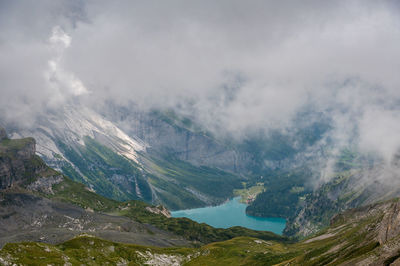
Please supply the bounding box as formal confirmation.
[145,155,243,210]
[0,137,35,154]
[2,132,400,265]
[246,145,372,237]
[1,135,286,247]
[54,136,243,210]
[334,148,365,171]
[283,171,360,237]
[234,183,265,203]
[49,177,119,212]
[0,137,58,186]
[239,117,330,175]
[246,167,311,218]
[240,131,297,171]
[0,201,394,265]
[56,137,152,202]
[0,136,24,152]
[0,235,296,265]
[0,235,194,265]
[46,175,286,244]
[150,109,211,136]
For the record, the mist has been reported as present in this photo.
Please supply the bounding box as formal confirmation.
[1,0,400,169]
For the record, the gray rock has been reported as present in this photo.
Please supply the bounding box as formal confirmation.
[0,192,190,248]
[27,175,64,194]
[0,128,7,141]
[0,137,37,189]
[102,105,253,174]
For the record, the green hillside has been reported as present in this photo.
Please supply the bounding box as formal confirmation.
[3,197,400,265]
[55,136,243,210]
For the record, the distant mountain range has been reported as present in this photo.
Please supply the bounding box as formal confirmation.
[3,129,400,264]
[3,102,400,241]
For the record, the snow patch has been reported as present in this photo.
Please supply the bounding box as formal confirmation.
[11,106,147,164]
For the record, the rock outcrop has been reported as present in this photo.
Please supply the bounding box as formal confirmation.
[0,128,7,141]
[27,175,64,194]
[0,130,38,189]
[100,105,253,174]
[145,205,171,218]
[284,166,400,238]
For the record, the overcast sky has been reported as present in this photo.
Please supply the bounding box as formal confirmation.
[1,0,400,161]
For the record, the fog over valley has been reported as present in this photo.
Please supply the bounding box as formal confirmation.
[0,1,399,162]
[3,1,400,264]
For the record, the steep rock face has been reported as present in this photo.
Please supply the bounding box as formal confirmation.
[100,106,253,174]
[284,197,400,265]
[0,135,37,189]
[6,108,152,202]
[330,198,400,245]
[376,200,400,244]
[0,128,7,140]
[284,166,400,238]
[3,109,243,209]
[137,120,250,173]
[0,134,191,248]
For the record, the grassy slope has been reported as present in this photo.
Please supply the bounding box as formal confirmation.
[0,204,390,266]
[56,137,152,202]
[45,175,393,266]
[248,147,375,238]
[46,176,285,244]
[2,136,398,265]
[0,137,34,153]
[234,183,265,203]
[56,136,243,210]
[144,155,243,210]
[1,136,284,245]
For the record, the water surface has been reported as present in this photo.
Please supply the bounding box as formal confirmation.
[171,197,286,235]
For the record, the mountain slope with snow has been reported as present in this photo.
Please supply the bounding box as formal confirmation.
[4,105,243,209]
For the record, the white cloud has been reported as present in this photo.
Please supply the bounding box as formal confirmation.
[45,26,89,105]
[1,0,400,164]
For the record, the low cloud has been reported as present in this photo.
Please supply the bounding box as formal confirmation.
[1,0,400,166]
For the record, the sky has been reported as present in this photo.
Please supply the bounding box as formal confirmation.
[1,0,400,163]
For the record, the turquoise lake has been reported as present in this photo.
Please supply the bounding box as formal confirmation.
[171,197,286,235]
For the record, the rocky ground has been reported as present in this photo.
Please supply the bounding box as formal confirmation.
[0,192,189,248]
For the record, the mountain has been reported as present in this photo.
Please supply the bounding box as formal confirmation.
[284,162,400,238]
[0,129,188,248]
[4,128,400,264]
[5,104,333,213]
[4,181,400,264]
[100,105,253,173]
[6,102,396,243]
[5,106,246,210]
[0,129,285,249]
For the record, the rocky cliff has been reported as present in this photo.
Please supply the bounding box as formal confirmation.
[284,165,400,238]
[101,106,253,174]
[4,107,246,209]
[0,129,39,189]
[0,127,7,141]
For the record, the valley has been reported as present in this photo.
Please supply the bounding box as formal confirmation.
[2,105,391,240]
[1,2,399,264]
[3,125,400,264]
[171,197,286,234]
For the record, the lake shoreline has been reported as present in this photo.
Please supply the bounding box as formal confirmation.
[171,197,286,235]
